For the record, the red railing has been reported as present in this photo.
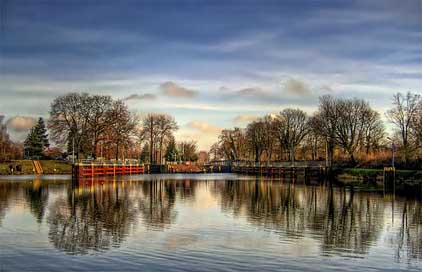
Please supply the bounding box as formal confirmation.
[73,163,145,178]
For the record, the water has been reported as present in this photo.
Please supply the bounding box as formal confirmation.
[0,173,422,271]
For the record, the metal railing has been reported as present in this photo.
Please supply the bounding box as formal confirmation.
[210,160,326,168]
[75,159,142,166]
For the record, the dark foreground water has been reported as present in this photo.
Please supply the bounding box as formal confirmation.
[1,174,422,271]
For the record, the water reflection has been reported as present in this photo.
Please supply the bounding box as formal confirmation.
[138,180,177,231]
[391,200,422,261]
[0,175,422,265]
[0,182,20,225]
[48,179,139,254]
[25,177,49,224]
[217,179,384,256]
[47,178,198,254]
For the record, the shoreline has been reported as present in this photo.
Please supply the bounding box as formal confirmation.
[0,160,72,175]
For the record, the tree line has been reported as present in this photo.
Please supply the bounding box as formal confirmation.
[3,91,421,167]
[45,92,198,163]
[211,92,422,168]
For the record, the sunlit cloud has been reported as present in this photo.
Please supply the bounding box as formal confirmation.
[123,93,157,101]
[160,81,198,98]
[233,114,259,124]
[6,116,37,133]
[186,121,222,134]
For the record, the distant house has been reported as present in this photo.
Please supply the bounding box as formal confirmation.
[197,151,209,164]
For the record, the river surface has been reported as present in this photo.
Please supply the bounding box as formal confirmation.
[0,173,422,271]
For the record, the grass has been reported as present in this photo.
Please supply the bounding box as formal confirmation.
[341,168,418,177]
[40,160,72,174]
[337,168,422,186]
[0,160,71,175]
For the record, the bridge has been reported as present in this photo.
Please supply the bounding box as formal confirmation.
[71,159,328,179]
[206,160,328,181]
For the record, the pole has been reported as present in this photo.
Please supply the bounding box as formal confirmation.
[150,116,154,164]
[72,137,75,164]
[391,142,395,168]
[325,137,329,168]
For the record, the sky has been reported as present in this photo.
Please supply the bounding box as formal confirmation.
[0,0,421,150]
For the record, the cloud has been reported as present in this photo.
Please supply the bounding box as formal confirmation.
[186,121,222,134]
[233,114,259,124]
[237,87,266,97]
[6,116,37,133]
[160,81,197,98]
[283,79,312,96]
[320,85,334,93]
[123,93,157,101]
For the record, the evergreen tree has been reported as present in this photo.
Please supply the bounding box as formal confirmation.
[34,118,49,149]
[165,137,178,162]
[140,144,150,163]
[24,118,50,159]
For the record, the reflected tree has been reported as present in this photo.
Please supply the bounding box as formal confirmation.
[47,181,138,254]
[218,180,385,256]
[24,178,48,224]
[392,200,422,261]
[0,182,16,225]
[139,180,177,230]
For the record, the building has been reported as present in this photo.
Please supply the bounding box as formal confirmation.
[197,151,209,164]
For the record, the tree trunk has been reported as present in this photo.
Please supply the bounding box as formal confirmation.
[159,138,164,165]
[149,117,154,164]
[115,142,119,161]
[349,152,356,165]
[291,146,295,167]
[92,136,99,159]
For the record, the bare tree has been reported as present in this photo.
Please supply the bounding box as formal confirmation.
[275,109,309,165]
[140,114,158,164]
[86,95,113,158]
[178,140,198,161]
[155,114,178,164]
[246,120,267,162]
[386,92,421,165]
[411,101,422,151]
[140,113,178,164]
[312,95,339,167]
[303,119,323,161]
[48,93,91,159]
[107,100,137,160]
[362,109,385,155]
[334,98,372,164]
[218,128,246,161]
[262,115,277,162]
[209,143,223,161]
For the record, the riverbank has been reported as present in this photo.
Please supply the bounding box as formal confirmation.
[335,168,422,195]
[0,160,71,175]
